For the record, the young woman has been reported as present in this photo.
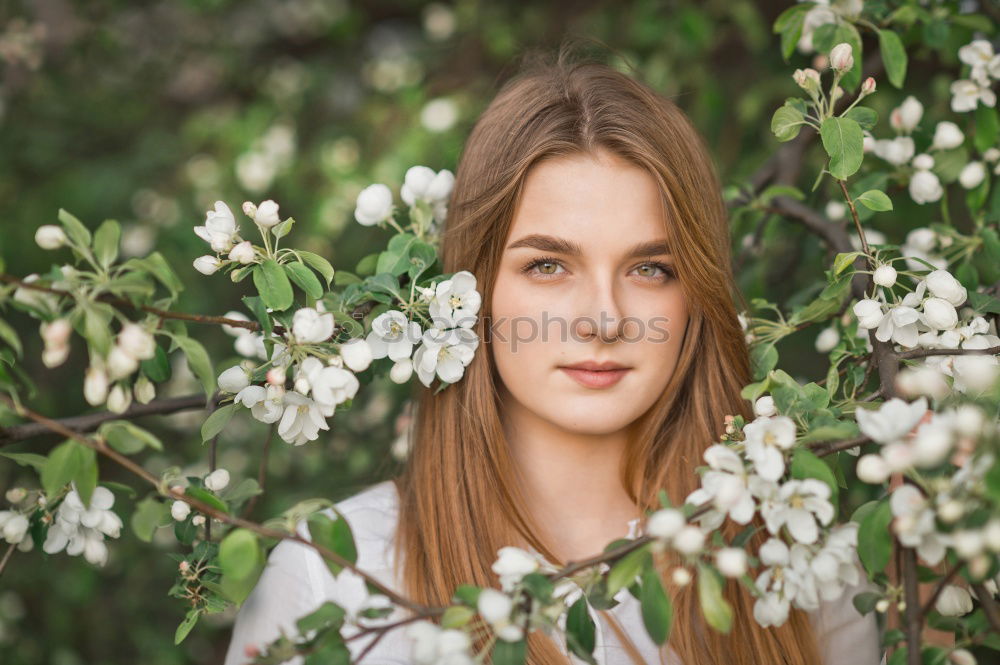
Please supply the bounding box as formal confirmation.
[224,46,881,665]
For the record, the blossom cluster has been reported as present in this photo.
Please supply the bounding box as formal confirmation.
[41,485,123,567]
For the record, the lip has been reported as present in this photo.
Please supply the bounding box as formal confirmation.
[558,362,632,389]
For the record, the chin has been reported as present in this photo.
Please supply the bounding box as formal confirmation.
[545,402,641,435]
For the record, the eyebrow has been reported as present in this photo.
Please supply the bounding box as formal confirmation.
[505,233,671,258]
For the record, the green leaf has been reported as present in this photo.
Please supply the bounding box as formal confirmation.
[844,107,878,131]
[857,499,893,575]
[355,252,379,277]
[0,451,47,470]
[696,563,732,633]
[771,104,805,142]
[852,591,882,615]
[0,318,22,357]
[271,217,295,239]
[640,564,673,644]
[307,512,358,577]
[122,252,184,296]
[607,547,650,598]
[856,189,893,212]
[99,420,164,454]
[820,117,864,180]
[441,605,475,629]
[975,105,999,155]
[750,342,778,382]
[297,601,347,634]
[42,440,95,500]
[131,496,170,542]
[772,3,811,61]
[93,219,121,269]
[492,638,527,665]
[253,259,294,311]
[83,303,113,356]
[141,345,172,383]
[185,486,229,514]
[219,528,261,579]
[174,609,200,645]
[333,271,361,286]
[58,208,91,247]
[298,251,335,287]
[566,597,597,663]
[172,335,215,399]
[284,261,324,300]
[377,233,419,276]
[758,185,804,204]
[877,29,907,88]
[201,403,240,442]
[833,251,864,275]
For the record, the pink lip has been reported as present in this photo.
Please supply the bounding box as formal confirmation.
[559,367,631,389]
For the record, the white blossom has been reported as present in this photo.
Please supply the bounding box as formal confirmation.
[366,310,422,361]
[829,43,853,72]
[193,255,222,275]
[685,444,756,526]
[171,501,191,521]
[873,136,915,166]
[890,96,923,133]
[950,78,996,113]
[291,306,335,344]
[855,397,928,444]
[234,384,285,424]
[890,485,948,565]
[194,201,240,252]
[742,415,796,481]
[815,326,840,353]
[42,486,122,567]
[339,338,373,372]
[909,169,944,204]
[228,240,255,264]
[492,546,542,593]
[412,327,479,387]
[389,358,414,384]
[428,271,481,329]
[354,184,394,227]
[715,547,747,578]
[760,479,835,545]
[931,121,965,150]
[218,365,251,393]
[277,390,330,445]
[253,200,281,228]
[958,161,986,189]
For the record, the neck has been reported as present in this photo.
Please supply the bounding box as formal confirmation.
[499,385,641,561]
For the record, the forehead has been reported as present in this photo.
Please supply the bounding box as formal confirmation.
[508,150,669,246]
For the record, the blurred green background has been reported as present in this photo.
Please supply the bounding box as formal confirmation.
[0,0,994,662]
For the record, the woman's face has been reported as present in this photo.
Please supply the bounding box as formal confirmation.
[490,148,689,436]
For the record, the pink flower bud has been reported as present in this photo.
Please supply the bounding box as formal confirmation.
[266,367,286,386]
[829,43,854,72]
[862,77,876,94]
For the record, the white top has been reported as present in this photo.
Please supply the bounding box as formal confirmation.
[224,480,883,665]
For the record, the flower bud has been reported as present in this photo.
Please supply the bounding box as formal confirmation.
[647,509,685,540]
[935,585,973,616]
[875,599,890,613]
[861,77,876,95]
[107,346,139,380]
[35,225,68,250]
[856,454,890,484]
[815,326,840,353]
[829,43,854,72]
[340,338,373,373]
[873,265,897,288]
[932,122,965,150]
[107,383,132,414]
[959,161,986,190]
[952,529,984,559]
[922,297,958,330]
[134,375,156,404]
[983,519,1000,552]
[5,488,27,504]
[937,499,964,524]
[714,548,747,578]
[266,367,285,386]
[193,255,222,275]
[171,500,191,521]
[753,396,776,418]
[912,153,935,171]
[41,319,72,348]
[118,323,156,360]
[228,240,255,264]
[42,344,70,368]
[204,468,230,492]
[218,365,251,393]
[242,201,257,219]
[792,68,821,94]
[390,358,413,384]
[671,567,692,586]
[84,365,110,405]
[949,648,977,665]
[254,200,281,228]
[672,525,705,555]
[192,515,206,526]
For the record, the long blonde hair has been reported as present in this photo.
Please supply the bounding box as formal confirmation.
[391,41,819,665]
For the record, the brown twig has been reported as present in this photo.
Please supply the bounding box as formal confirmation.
[0,543,15,578]
[919,563,962,619]
[899,345,1000,360]
[0,392,436,616]
[972,582,1000,634]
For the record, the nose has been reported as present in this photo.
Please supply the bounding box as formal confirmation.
[572,271,626,343]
